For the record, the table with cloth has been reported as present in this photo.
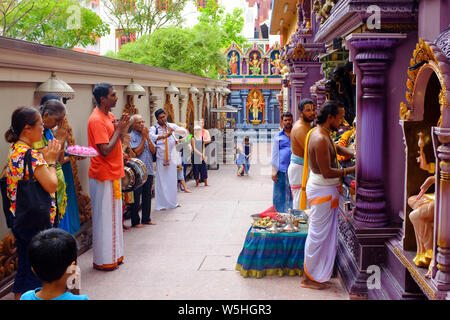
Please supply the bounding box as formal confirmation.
[235,223,308,278]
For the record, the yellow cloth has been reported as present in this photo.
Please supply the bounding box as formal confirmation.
[299,128,316,210]
[299,128,342,210]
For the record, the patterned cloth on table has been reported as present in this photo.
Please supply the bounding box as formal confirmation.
[236,225,308,278]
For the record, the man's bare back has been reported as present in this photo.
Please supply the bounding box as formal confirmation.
[308,128,338,175]
[291,120,312,158]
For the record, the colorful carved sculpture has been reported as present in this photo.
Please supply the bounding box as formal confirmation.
[408,132,435,278]
[247,90,264,124]
[271,53,282,75]
[313,0,336,24]
[229,51,239,75]
[249,52,261,75]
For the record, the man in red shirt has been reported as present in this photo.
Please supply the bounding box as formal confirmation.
[88,83,130,271]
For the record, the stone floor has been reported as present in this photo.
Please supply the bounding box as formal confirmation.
[2,142,349,300]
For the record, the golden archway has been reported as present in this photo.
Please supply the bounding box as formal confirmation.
[202,94,209,129]
[164,94,175,123]
[186,93,195,133]
[399,38,449,123]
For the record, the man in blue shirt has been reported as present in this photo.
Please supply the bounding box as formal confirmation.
[271,112,293,213]
[129,114,156,227]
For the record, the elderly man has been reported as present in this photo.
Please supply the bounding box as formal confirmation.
[88,82,129,271]
[150,109,187,210]
[129,114,156,227]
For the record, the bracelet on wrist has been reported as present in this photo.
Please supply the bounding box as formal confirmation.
[48,163,57,168]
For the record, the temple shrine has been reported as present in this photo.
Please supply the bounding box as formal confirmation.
[221,42,283,132]
[270,0,450,300]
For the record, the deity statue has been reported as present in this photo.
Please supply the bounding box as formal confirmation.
[247,91,264,124]
[229,51,238,75]
[249,52,261,75]
[271,53,282,75]
[313,0,336,24]
[408,132,435,278]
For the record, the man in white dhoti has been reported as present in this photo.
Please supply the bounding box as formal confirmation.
[88,83,130,271]
[150,109,187,211]
[288,98,316,210]
[299,101,355,290]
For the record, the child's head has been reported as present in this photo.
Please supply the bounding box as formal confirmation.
[244,136,250,144]
[28,229,78,283]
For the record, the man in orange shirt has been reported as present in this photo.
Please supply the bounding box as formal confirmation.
[88,83,130,271]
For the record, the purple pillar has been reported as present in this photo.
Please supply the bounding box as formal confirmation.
[432,126,450,293]
[348,35,406,228]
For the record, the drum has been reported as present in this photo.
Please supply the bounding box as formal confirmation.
[121,166,135,192]
[125,158,148,190]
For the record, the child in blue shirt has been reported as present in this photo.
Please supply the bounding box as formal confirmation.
[20,229,88,300]
[236,147,245,176]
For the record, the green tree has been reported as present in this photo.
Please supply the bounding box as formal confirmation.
[105,1,246,79]
[108,26,226,79]
[0,0,109,49]
[196,1,246,48]
[103,0,192,36]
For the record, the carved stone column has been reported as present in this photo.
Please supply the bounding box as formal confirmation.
[348,34,406,228]
[432,126,450,294]
[262,89,271,124]
[240,89,250,124]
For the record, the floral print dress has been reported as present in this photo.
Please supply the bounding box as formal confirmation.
[6,142,56,224]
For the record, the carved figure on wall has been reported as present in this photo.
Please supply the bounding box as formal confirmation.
[408,132,435,278]
[271,53,282,75]
[313,0,335,24]
[229,51,239,75]
[324,64,356,125]
[249,52,261,75]
[247,90,265,124]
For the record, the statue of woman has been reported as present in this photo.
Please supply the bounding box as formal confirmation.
[408,132,436,278]
[408,175,434,278]
[271,53,282,75]
[247,92,263,121]
[249,52,261,75]
[229,51,238,75]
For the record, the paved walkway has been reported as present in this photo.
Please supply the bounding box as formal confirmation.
[2,143,349,300]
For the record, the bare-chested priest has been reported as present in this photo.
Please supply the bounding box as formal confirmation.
[300,101,355,290]
[288,99,316,210]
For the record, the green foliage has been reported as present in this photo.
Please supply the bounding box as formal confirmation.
[113,26,226,79]
[197,2,247,48]
[0,0,109,49]
[108,1,246,79]
[103,0,191,36]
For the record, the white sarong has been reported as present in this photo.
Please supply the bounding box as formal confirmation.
[155,158,178,210]
[304,179,340,283]
[288,162,303,210]
[89,178,124,270]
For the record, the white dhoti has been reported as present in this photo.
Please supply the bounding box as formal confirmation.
[89,178,124,270]
[304,173,340,283]
[155,159,178,210]
[288,161,303,210]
